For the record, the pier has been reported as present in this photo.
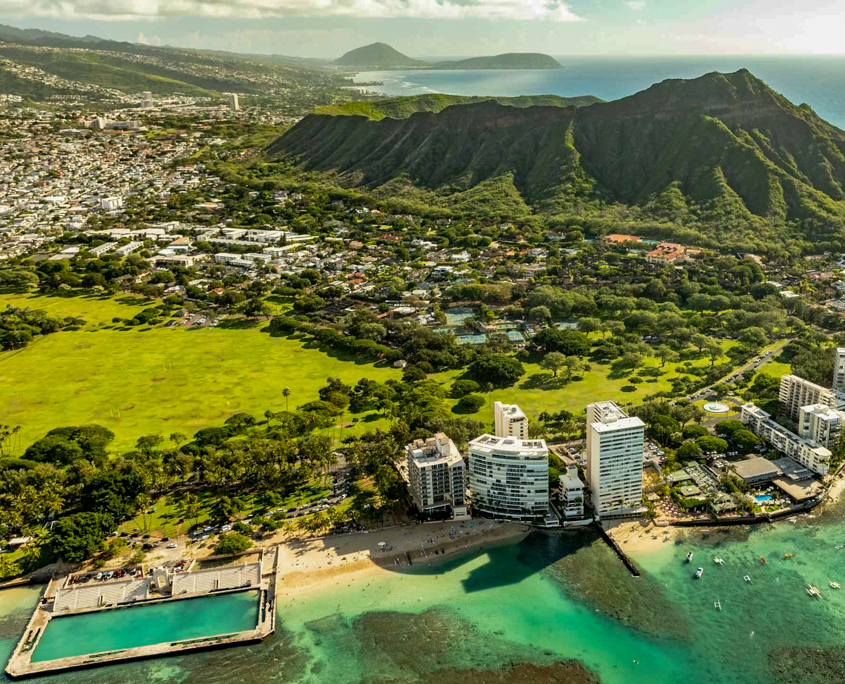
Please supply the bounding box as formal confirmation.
[5,549,280,680]
[593,522,641,577]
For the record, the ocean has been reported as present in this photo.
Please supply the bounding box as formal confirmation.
[352,56,845,129]
[4,495,845,684]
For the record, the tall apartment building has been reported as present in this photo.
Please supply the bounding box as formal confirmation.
[560,465,585,519]
[798,403,844,448]
[494,401,528,439]
[741,404,831,476]
[835,348,845,394]
[405,433,467,518]
[586,401,645,518]
[140,91,153,108]
[779,374,835,423]
[468,434,550,523]
[227,93,240,111]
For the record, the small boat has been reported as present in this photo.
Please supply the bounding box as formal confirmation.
[695,567,704,579]
[784,554,795,559]
[685,552,694,563]
[759,557,768,565]
[807,584,822,598]
[830,581,841,589]
[836,545,843,551]
[744,575,752,583]
[714,557,724,565]
[714,599,722,610]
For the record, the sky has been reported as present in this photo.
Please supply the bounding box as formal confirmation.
[1,0,844,59]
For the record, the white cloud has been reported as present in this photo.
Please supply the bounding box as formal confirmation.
[1,0,583,21]
[624,1,646,9]
[136,32,162,45]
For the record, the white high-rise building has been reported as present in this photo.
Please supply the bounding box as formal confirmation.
[405,433,467,518]
[468,434,550,523]
[560,465,585,519]
[835,348,845,394]
[227,93,240,111]
[586,401,645,518]
[494,401,528,439]
[140,91,153,108]
[741,403,831,476]
[779,374,836,423]
[798,403,844,449]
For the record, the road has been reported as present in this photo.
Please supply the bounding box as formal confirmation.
[686,338,791,402]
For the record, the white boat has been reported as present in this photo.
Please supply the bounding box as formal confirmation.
[744,575,752,583]
[714,600,722,610]
[695,567,704,579]
[685,552,694,563]
[714,557,724,565]
[807,584,822,598]
[830,581,841,589]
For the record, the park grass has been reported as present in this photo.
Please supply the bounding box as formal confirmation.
[0,292,153,328]
[754,358,791,379]
[118,478,333,538]
[0,326,399,454]
[434,344,735,423]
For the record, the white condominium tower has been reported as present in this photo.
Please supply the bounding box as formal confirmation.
[494,401,528,439]
[835,348,845,394]
[405,433,467,518]
[779,375,835,423]
[468,434,549,523]
[586,401,645,518]
[228,93,240,111]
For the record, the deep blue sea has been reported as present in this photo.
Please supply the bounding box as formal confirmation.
[353,56,845,128]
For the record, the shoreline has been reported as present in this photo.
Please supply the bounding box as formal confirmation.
[275,520,531,598]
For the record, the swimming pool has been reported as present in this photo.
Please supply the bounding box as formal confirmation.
[755,495,773,502]
[31,591,259,662]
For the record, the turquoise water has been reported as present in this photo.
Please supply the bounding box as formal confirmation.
[4,501,845,682]
[354,56,845,128]
[30,591,259,662]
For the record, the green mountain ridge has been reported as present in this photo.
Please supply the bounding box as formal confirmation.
[268,69,845,246]
[431,53,562,70]
[313,94,603,120]
[335,43,427,68]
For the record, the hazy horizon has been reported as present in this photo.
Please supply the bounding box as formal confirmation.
[2,0,845,60]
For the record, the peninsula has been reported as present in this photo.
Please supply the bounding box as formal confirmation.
[334,42,562,70]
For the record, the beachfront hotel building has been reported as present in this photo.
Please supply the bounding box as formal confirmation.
[835,348,845,394]
[779,374,836,423]
[467,434,551,523]
[560,465,585,519]
[798,403,844,449]
[741,403,831,476]
[405,433,467,518]
[586,401,645,518]
[494,401,529,440]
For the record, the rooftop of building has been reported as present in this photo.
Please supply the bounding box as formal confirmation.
[732,457,783,480]
[468,434,547,455]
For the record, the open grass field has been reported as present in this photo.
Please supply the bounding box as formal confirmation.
[434,343,735,423]
[0,292,153,328]
[0,326,399,454]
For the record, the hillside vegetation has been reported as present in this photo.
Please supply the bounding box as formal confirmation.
[314,93,603,120]
[268,70,845,249]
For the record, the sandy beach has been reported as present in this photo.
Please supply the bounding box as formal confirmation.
[603,520,678,555]
[275,519,531,596]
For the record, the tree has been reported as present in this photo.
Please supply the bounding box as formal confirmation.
[282,387,291,412]
[179,492,200,529]
[467,354,525,388]
[532,328,590,357]
[732,429,761,451]
[136,434,164,455]
[715,419,745,439]
[676,441,702,461]
[455,394,485,413]
[214,532,252,556]
[541,352,567,378]
[563,356,585,380]
[696,435,729,454]
[211,495,239,522]
[50,512,115,562]
[450,379,480,398]
[705,342,724,367]
[655,345,679,368]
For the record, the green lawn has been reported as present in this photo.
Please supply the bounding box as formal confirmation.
[0,292,153,328]
[118,479,333,538]
[433,345,734,424]
[1,326,399,453]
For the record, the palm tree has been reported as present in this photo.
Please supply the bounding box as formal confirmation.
[282,387,291,413]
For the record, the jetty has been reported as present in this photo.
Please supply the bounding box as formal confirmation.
[593,522,641,577]
[5,549,280,680]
